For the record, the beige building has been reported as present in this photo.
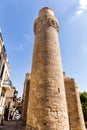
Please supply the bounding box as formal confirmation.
[0,32,12,124]
[5,87,18,109]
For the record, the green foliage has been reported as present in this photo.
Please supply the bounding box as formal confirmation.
[80,92,87,121]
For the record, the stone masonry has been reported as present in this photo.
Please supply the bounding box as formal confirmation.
[24,72,86,130]
[26,7,69,130]
[22,73,31,125]
[23,7,86,130]
[64,74,85,130]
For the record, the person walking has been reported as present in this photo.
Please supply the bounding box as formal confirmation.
[4,105,9,121]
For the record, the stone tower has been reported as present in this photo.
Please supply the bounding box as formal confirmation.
[26,7,69,130]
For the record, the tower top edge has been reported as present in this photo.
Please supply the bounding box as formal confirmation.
[39,7,54,17]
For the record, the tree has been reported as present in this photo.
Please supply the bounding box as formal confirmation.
[80,92,87,121]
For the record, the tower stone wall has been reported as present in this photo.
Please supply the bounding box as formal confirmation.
[64,76,85,130]
[22,73,31,125]
[26,7,69,130]
[23,72,86,130]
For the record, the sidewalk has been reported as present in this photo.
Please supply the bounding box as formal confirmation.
[0,121,86,130]
[0,120,25,130]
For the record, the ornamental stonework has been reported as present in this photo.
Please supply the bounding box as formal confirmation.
[34,12,59,33]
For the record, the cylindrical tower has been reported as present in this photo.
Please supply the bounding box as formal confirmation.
[26,7,69,130]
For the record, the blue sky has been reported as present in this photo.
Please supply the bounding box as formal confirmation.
[0,0,87,97]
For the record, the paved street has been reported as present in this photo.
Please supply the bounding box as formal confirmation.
[0,120,25,130]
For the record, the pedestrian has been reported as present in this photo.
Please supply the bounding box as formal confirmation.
[4,105,9,121]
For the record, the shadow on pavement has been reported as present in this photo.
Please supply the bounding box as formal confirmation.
[0,120,26,130]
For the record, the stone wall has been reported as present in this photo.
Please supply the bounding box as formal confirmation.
[22,73,31,125]
[64,76,85,130]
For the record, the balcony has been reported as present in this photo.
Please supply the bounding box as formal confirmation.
[2,80,12,90]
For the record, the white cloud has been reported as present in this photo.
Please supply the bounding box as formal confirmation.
[76,0,87,15]
[79,0,87,9]
[76,10,83,15]
[68,0,87,23]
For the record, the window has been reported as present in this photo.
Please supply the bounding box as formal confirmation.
[0,64,5,79]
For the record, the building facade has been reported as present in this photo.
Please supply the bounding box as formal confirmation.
[5,86,18,109]
[0,32,12,124]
